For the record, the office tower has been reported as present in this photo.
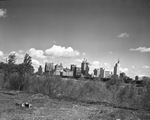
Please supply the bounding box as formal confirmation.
[105,71,111,78]
[93,68,100,77]
[54,63,63,75]
[81,59,89,76]
[94,69,98,76]
[100,68,105,78]
[37,65,43,75]
[70,64,76,77]
[71,64,76,71]
[76,67,81,77]
[113,59,119,79]
[45,62,54,73]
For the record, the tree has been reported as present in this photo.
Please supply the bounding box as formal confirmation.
[23,54,34,74]
[8,53,16,65]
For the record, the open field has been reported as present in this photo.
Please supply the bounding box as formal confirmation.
[0,89,150,120]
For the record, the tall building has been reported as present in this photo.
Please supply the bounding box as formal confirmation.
[76,67,81,78]
[45,62,54,73]
[113,59,120,79]
[93,69,100,77]
[104,71,111,78]
[81,59,89,76]
[100,68,105,78]
[37,65,43,75]
[94,69,97,76]
[54,63,63,75]
[70,64,76,77]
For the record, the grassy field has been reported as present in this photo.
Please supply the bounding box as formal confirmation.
[0,89,149,120]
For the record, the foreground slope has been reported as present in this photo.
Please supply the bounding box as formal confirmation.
[0,89,150,120]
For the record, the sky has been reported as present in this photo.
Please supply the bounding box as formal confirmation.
[0,0,150,78]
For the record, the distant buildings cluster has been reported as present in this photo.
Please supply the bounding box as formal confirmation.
[37,59,124,80]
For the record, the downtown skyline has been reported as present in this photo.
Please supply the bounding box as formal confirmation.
[0,0,150,78]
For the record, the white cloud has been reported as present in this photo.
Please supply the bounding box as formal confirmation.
[117,33,129,38]
[119,67,129,73]
[9,51,24,63]
[32,59,40,65]
[45,45,80,57]
[130,47,150,53]
[32,59,41,71]
[0,9,7,17]
[29,48,46,59]
[132,66,135,68]
[142,65,150,69]
[91,61,100,68]
[74,59,82,63]
[82,53,86,55]
[18,50,24,53]
[104,62,111,70]
[9,51,24,57]
[0,51,4,56]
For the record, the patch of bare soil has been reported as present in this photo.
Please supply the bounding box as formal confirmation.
[0,89,149,120]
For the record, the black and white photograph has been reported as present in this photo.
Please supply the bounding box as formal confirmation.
[0,0,150,119]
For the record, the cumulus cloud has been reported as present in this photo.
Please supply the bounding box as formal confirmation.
[117,33,129,38]
[82,53,86,55]
[119,67,129,73]
[32,59,40,65]
[142,65,150,69]
[29,48,46,59]
[0,51,4,56]
[74,59,82,63]
[91,61,100,68]
[18,50,24,53]
[9,51,24,58]
[0,9,7,17]
[32,59,41,71]
[9,51,24,63]
[104,62,111,70]
[45,45,80,57]
[132,66,135,68]
[130,47,150,53]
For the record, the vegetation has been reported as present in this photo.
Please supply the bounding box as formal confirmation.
[0,53,34,90]
[0,53,150,111]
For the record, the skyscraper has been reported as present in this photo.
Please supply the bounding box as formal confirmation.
[37,65,43,75]
[113,59,120,79]
[70,64,76,77]
[100,68,105,78]
[104,71,111,78]
[54,63,63,75]
[45,62,54,73]
[93,68,100,77]
[81,59,89,76]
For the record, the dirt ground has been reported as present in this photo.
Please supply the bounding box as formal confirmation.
[0,89,150,120]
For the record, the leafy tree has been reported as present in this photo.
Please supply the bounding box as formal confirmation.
[8,53,16,65]
[23,54,34,74]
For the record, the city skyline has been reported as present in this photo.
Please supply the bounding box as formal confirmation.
[0,0,150,78]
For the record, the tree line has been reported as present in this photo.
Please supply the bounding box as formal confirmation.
[0,53,34,90]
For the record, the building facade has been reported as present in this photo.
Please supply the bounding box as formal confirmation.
[100,68,105,78]
[81,59,89,77]
[104,71,111,78]
[54,63,63,75]
[113,60,119,79]
[93,68,100,77]
[45,62,54,74]
[37,65,43,75]
[70,64,76,77]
